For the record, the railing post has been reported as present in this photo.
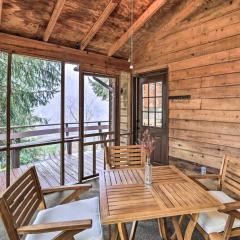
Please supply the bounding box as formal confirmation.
[11,129,20,168]
[66,123,72,155]
[98,121,104,148]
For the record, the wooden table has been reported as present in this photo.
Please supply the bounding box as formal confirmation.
[99,165,223,240]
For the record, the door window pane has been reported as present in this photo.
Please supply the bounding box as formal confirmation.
[142,84,148,98]
[141,81,163,128]
[156,98,162,112]
[149,83,155,97]
[143,112,148,126]
[142,98,148,111]
[156,112,162,127]
[149,98,155,112]
[149,112,155,127]
[156,82,162,96]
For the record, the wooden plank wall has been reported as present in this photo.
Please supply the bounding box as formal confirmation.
[134,0,240,170]
[119,72,132,145]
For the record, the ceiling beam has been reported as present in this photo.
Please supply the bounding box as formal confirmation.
[0,0,3,24]
[108,0,167,57]
[157,0,206,41]
[43,0,66,42]
[0,33,129,72]
[81,0,119,51]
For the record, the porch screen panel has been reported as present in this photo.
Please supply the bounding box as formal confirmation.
[119,72,131,145]
[64,63,79,184]
[10,54,61,186]
[0,52,8,191]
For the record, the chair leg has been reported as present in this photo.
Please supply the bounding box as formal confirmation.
[223,215,235,240]
[111,224,119,240]
[184,213,199,240]
[171,216,184,240]
[172,217,183,240]
[129,221,138,240]
[118,223,129,240]
[158,218,169,240]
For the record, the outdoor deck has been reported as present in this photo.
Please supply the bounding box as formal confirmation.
[0,149,104,192]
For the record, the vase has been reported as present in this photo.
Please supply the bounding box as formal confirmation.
[145,156,152,185]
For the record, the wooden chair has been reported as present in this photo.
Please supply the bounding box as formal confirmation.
[104,144,146,170]
[0,166,103,240]
[189,155,240,240]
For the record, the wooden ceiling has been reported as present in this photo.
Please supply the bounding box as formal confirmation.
[0,0,191,59]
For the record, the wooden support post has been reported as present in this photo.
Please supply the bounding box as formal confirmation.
[93,143,96,175]
[66,123,72,155]
[11,149,20,169]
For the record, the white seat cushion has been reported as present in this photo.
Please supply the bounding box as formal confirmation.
[25,197,103,240]
[198,191,240,234]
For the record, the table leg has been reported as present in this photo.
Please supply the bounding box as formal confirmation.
[118,223,129,240]
[184,213,199,240]
[158,218,169,240]
[129,221,138,240]
[172,217,183,240]
[171,216,184,240]
[111,224,119,240]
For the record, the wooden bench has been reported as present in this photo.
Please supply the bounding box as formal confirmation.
[0,166,103,240]
[190,155,240,240]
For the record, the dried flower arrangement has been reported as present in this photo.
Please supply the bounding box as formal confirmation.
[138,129,156,159]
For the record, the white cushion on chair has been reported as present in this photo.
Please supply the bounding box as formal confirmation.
[25,197,103,240]
[198,191,240,234]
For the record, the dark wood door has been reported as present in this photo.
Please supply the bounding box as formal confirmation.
[138,71,168,165]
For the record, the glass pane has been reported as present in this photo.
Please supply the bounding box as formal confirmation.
[149,112,155,127]
[11,54,61,144]
[156,112,162,127]
[143,112,148,126]
[156,82,162,96]
[10,54,61,186]
[84,75,114,178]
[149,98,155,112]
[0,52,8,147]
[64,63,79,183]
[142,84,148,98]
[156,98,162,112]
[142,98,148,111]
[149,82,155,97]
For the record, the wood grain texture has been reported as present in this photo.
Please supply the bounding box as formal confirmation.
[81,0,119,50]
[134,0,240,170]
[99,166,222,225]
[43,0,66,42]
[0,167,92,240]
[0,0,3,23]
[108,0,167,56]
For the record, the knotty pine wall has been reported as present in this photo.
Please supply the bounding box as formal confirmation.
[134,0,240,170]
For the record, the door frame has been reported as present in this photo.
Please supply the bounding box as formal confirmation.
[134,69,169,165]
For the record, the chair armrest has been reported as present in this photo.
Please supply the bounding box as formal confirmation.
[42,184,92,194]
[188,174,220,180]
[220,201,240,213]
[17,220,92,234]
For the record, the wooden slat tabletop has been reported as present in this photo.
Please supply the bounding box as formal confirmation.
[99,165,223,225]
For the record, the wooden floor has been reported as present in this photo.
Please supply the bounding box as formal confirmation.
[0,149,104,192]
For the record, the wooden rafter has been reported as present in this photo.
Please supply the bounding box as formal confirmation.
[108,0,167,57]
[43,0,66,42]
[81,0,119,51]
[0,33,129,72]
[157,0,206,41]
[0,0,3,24]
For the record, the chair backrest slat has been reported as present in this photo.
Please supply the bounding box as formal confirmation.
[221,156,240,196]
[105,145,146,169]
[0,167,45,240]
